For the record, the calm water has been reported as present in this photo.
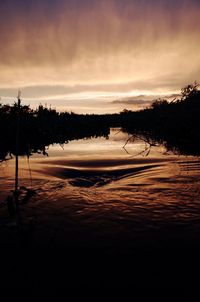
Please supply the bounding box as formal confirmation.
[0,128,200,248]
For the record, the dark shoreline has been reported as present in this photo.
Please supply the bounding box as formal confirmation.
[1,83,200,161]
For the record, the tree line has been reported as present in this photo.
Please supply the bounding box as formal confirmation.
[120,82,200,155]
[0,82,199,160]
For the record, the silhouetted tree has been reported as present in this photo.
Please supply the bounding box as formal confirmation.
[181,81,199,100]
[0,82,199,160]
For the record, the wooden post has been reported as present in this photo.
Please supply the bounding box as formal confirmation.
[14,92,21,205]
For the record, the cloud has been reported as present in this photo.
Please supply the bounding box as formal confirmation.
[0,0,199,113]
[113,98,152,106]
[111,93,182,111]
[113,93,181,105]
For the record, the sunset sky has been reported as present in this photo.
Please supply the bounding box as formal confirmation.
[0,0,199,113]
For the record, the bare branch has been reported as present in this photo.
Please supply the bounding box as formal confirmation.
[122,132,158,157]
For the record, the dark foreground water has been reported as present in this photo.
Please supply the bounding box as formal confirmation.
[0,128,200,290]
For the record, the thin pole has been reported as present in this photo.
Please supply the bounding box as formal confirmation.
[15,92,21,195]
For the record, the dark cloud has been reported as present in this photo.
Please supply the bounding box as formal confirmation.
[113,99,151,107]
[112,93,181,106]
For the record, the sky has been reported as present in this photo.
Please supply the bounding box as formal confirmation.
[0,0,199,113]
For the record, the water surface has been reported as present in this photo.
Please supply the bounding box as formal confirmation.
[0,128,200,249]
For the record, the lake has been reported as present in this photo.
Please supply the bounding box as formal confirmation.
[1,127,200,245]
[0,128,200,288]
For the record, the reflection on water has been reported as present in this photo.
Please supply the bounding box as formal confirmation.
[0,128,200,248]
